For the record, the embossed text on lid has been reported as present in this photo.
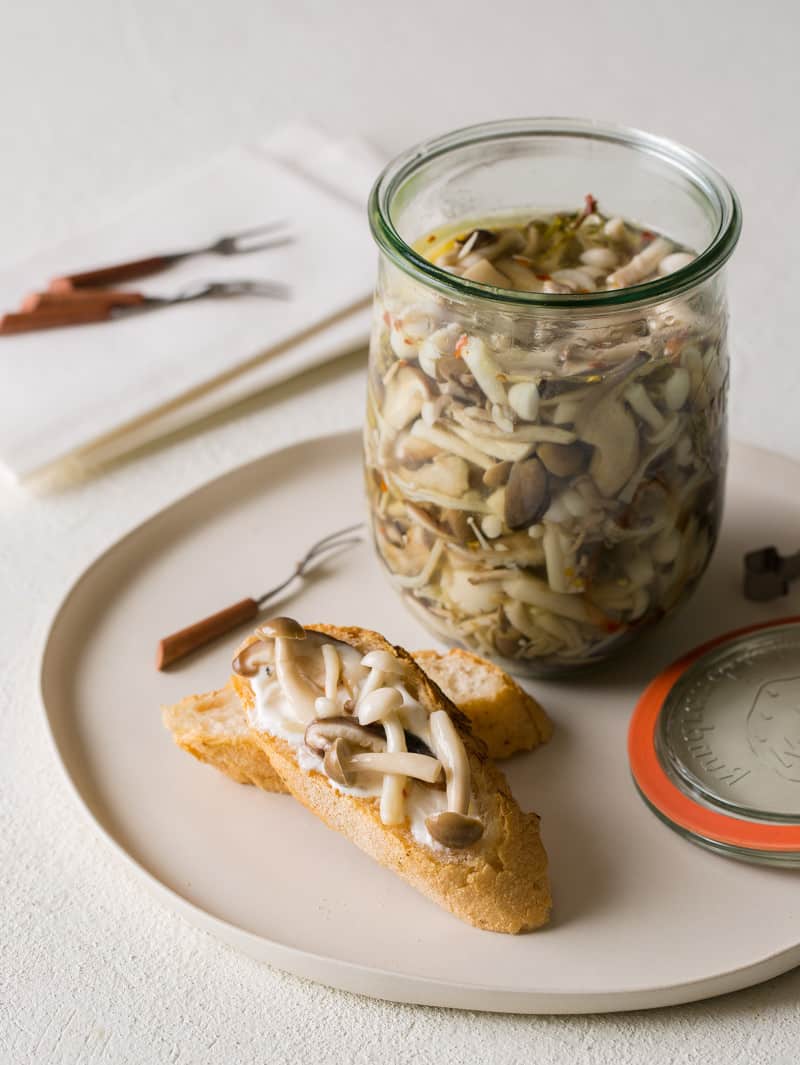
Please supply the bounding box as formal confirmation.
[657,622,800,822]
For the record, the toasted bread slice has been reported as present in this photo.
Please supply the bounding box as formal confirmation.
[162,682,284,790]
[163,649,553,794]
[230,623,550,933]
[412,648,553,760]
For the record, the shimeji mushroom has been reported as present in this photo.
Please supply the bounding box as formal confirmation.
[374,523,431,580]
[232,619,322,721]
[356,651,408,711]
[248,617,322,724]
[382,366,435,431]
[410,420,495,470]
[442,566,504,615]
[345,750,443,783]
[425,710,483,848]
[231,639,273,678]
[448,423,534,464]
[357,685,404,725]
[379,713,410,825]
[607,237,672,288]
[502,573,607,627]
[549,267,598,292]
[356,665,416,826]
[313,643,345,718]
[388,305,441,360]
[504,457,550,529]
[663,367,691,411]
[458,335,507,405]
[658,252,695,276]
[624,382,665,432]
[537,441,590,478]
[305,716,387,756]
[304,717,386,788]
[393,453,472,498]
[417,323,461,378]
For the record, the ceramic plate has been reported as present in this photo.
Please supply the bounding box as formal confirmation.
[40,431,800,1013]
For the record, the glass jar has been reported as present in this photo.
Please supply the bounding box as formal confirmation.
[364,119,741,675]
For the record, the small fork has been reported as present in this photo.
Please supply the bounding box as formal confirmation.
[155,523,365,669]
[49,220,293,291]
[1,279,290,335]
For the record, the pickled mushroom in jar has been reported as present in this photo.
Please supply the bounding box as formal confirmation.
[365,196,725,673]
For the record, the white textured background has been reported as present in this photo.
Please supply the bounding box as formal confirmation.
[3,2,800,1062]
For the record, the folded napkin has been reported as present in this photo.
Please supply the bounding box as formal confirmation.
[0,124,383,482]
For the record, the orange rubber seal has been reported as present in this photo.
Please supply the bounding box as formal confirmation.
[628,616,800,853]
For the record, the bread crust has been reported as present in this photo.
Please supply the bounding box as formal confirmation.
[233,623,551,933]
[412,647,553,760]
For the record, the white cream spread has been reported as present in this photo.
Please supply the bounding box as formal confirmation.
[241,627,479,850]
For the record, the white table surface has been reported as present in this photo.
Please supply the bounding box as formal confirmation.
[2,2,799,1062]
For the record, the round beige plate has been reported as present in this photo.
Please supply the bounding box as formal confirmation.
[40,431,800,1013]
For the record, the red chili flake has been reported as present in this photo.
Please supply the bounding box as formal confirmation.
[454,333,469,358]
[536,274,551,282]
[379,479,388,493]
[426,233,437,244]
[641,230,654,242]
[604,620,624,634]
[382,310,392,327]
[404,337,413,345]
[572,194,599,230]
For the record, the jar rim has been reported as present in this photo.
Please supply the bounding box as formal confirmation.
[368,118,742,310]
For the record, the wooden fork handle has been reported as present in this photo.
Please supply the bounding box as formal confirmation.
[50,253,180,291]
[21,289,146,312]
[0,303,115,334]
[156,597,260,670]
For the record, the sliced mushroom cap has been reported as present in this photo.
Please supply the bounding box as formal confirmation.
[258,617,306,641]
[578,398,639,497]
[383,366,434,431]
[324,738,355,787]
[425,811,484,849]
[395,432,442,468]
[375,522,431,579]
[482,460,513,489]
[537,441,591,478]
[456,228,496,258]
[231,639,272,677]
[504,457,550,529]
[442,566,503,615]
[442,508,472,541]
[304,717,386,756]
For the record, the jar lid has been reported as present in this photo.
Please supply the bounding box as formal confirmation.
[629,617,800,866]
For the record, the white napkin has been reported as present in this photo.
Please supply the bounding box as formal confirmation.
[0,124,383,482]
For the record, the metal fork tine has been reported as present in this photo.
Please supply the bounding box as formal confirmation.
[299,537,363,573]
[304,522,365,556]
[228,234,295,256]
[255,523,364,606]
[228,220,289,241]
